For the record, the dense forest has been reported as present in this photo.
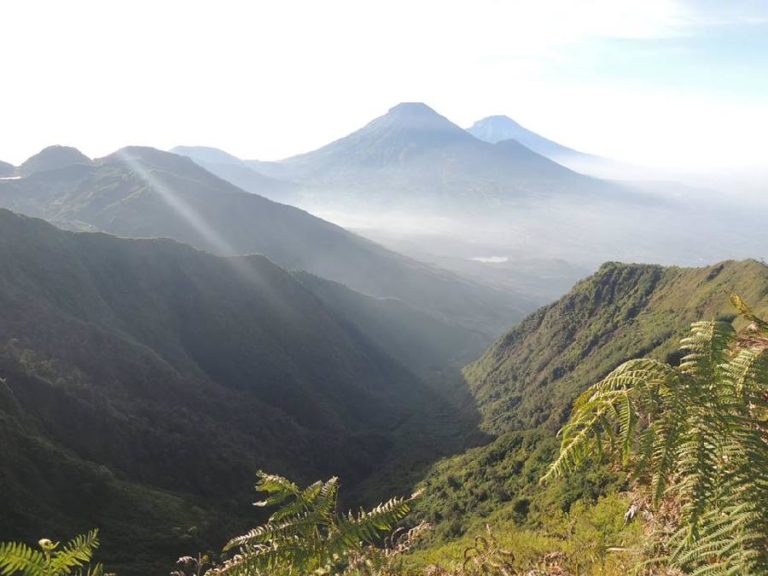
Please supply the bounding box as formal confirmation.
[1,209,765,574]
[4,297,765,575]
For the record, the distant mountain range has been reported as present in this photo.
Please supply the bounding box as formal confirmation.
[171,145,297,199]
[2,101,767,576]
[191,103,618,214]
[0,145,531,343]
[174,103,767,270]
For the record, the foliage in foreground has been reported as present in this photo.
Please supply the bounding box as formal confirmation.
[196,475,643,576]
[0,530,107,576]
[6,293,767,575]
[545,296,768,574]
[408,493,644,576]
[206,471,416,576]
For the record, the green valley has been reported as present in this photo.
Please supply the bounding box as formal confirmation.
[0,210,481,575]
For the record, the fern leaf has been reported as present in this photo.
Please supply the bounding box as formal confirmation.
[0,541,46,576]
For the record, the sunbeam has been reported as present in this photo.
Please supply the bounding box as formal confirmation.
[115,149,239,257]
[112,149,303,317]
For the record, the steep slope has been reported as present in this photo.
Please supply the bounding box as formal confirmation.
[293,271,486,374]
[416,259,768,541]
[466,259,768,434]
[0,209,476,574]
[0,146,528,338]
[19,145,92,176]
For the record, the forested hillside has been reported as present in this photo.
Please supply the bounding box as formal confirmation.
[0,147,527,340]
[0,210,480,574]
[2,223,766,573]
[414,260,768,561]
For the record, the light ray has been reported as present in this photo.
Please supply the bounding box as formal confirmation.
[112,150,300,316]
[115,149,238,257]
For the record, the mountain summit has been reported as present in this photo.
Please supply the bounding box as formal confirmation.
[387,101,435,115]
[272,102,591,191]
[19,145,92,176]
[377,102,468,135]
[468,115,631,179]
[468,115,584,160]
[279,102,472,176]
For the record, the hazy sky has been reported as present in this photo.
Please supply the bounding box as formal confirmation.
[2,0,767,173]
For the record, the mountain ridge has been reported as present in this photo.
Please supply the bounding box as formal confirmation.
[465,258,768,434]
[0,208,481,574]
[416,258,768,545]
[0,146,528,340]
[19,145,92,177]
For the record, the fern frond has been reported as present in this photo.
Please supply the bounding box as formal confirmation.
[218,472,415,576]
[679,321,733,380]
[50,529,99,574]
[252,470,301,508]
[731,294,768,333]
[543,358,679,482]
[335,496,413,548]
[0,542,46,576]
[547,308,768,574]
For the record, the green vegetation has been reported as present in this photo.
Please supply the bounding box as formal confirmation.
[546,298,768,574]
[409,494,643,575]
[464,260,768,435]
[2,209,767,575]
[0,147,526,338]
[412,261,768,571]
[0,209,477,575]
[208,472,414,576]
[0,531,105,576]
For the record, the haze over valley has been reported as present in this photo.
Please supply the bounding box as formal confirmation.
[1,2,767,575]
[171,101,768,296]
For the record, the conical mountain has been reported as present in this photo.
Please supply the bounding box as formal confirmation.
[19,145,92,176]
[266,102,603,208]
[280,102,473,177]
[468,115,581,159]
[468,115,632,179]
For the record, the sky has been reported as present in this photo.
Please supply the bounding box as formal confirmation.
[1,0,767,175]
